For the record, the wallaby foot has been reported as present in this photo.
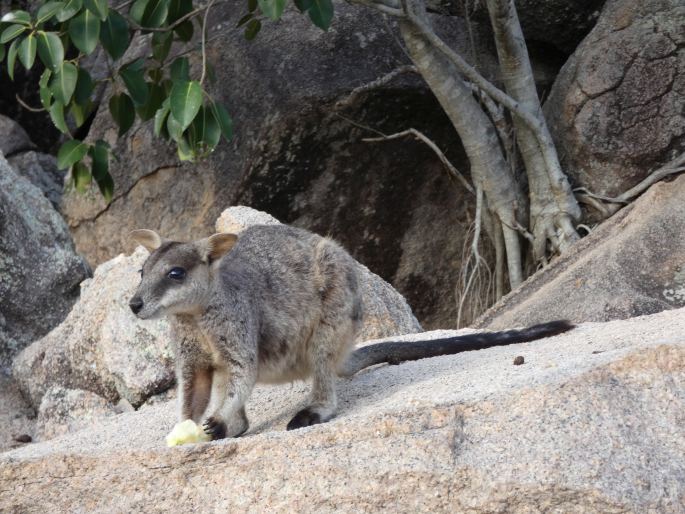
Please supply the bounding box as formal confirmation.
[286,407,334,430]
[203,408,249,440]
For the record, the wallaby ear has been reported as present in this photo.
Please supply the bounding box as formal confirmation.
[130,229,163,252]
[204,233,238,263]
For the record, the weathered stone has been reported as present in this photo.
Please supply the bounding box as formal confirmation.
[35,387,117,442]
[0,115,34,157]
[12,247,175,409]
[475,174,685,329]
[216,206,422,341]
[0,153,89,371]
[7,151,63,209]
[0,376,35,453]
[545,0,685,198]
[1,309,683,512]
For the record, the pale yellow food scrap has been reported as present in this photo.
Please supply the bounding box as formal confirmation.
[166,419,211,447]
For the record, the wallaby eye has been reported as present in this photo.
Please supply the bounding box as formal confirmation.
[167,267,186,280]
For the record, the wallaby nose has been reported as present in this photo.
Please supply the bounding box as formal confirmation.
[129,297,144,315]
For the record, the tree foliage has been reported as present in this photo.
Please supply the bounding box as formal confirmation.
[0,0,333,201]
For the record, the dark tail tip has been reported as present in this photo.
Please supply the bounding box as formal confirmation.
[526,319,575,338]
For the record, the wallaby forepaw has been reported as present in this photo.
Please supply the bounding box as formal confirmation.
[203,416,227,440]
[286,408,324,430]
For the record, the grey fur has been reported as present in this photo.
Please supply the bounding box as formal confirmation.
[130,224,574,438]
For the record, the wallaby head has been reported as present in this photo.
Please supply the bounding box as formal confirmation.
[128,229,237,319]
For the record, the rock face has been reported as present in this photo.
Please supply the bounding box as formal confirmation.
[545,0,685,197]
[0,114,34,156]
[1,309,683,512]
[216,206,422,341]
[12,247,175,410]
[7,151,63,209]
[34,387,118,442]
[475,174,685,329]
[0,153,89,371]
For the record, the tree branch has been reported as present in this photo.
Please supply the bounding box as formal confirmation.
[362,128,475,194]
[334,65,418,111]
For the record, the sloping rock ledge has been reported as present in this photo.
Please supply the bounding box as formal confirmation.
[1,308,684,513]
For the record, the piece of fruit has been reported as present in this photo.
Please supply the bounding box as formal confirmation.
[165,419,211,447]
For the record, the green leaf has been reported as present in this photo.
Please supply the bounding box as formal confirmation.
[119,59,149,105]
[168,0,192,22]
[36,31,64,70]
[6,39,18,80]
[74,67,94,104]
[210,101,233,142]
[36,2,66,25]
[109,92,135,136]
[244,18,261,40]
[136,82,165,121]
[151,30,172,62]
[189,104,220,151]
[95,170,114,202]
[39,69,52,108]
[169,57,189,81]
[166,112,183,141]
[70,100,91,127]
[73,161,91,192]
[57,139,89,169]
[49,101,69,133]
[258,0,286,21]
[154,98,170,136]
[100,11,129,60]
[84,0,108,21]
[69,9,99,54]
[236,13,253,28]
[176,135,194,161]
[0,44,5,62]
[1,24,27,44]
[129,0,148,24]
[18,33,36,69]
[293,0,313,12]
[56,0,83,22]
[148,67,163,83]
[247,0,257,12]
[89,140,109,180]
[141,0,169,28]
[1,11,31,26]
[173,20,193,41]
[50,61,77,104]
[170,80,202,131]
[307,0,333,30]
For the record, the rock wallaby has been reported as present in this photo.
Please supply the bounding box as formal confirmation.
[129,224,573,439]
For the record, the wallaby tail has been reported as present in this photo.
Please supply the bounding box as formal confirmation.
[339,320,574,377]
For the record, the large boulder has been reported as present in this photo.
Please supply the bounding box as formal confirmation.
[0,115,34,157]
[216,206,422,341]
[7,151,63,209]
[12,247,175,410]
[475,174,685,329]
[545,0,685,198]
[1,309,683,511]
[0,152,89,371]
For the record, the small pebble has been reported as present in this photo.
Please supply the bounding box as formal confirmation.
[513,356,525,366]
[14,434,32,443]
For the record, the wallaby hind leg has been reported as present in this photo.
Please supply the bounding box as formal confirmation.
[287,322,356,430]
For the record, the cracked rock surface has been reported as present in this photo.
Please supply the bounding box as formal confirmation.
[545,0,685,197]
[1,309,683,512]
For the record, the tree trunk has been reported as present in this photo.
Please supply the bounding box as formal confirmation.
[399,1,524,288]
[485,0,581,261]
